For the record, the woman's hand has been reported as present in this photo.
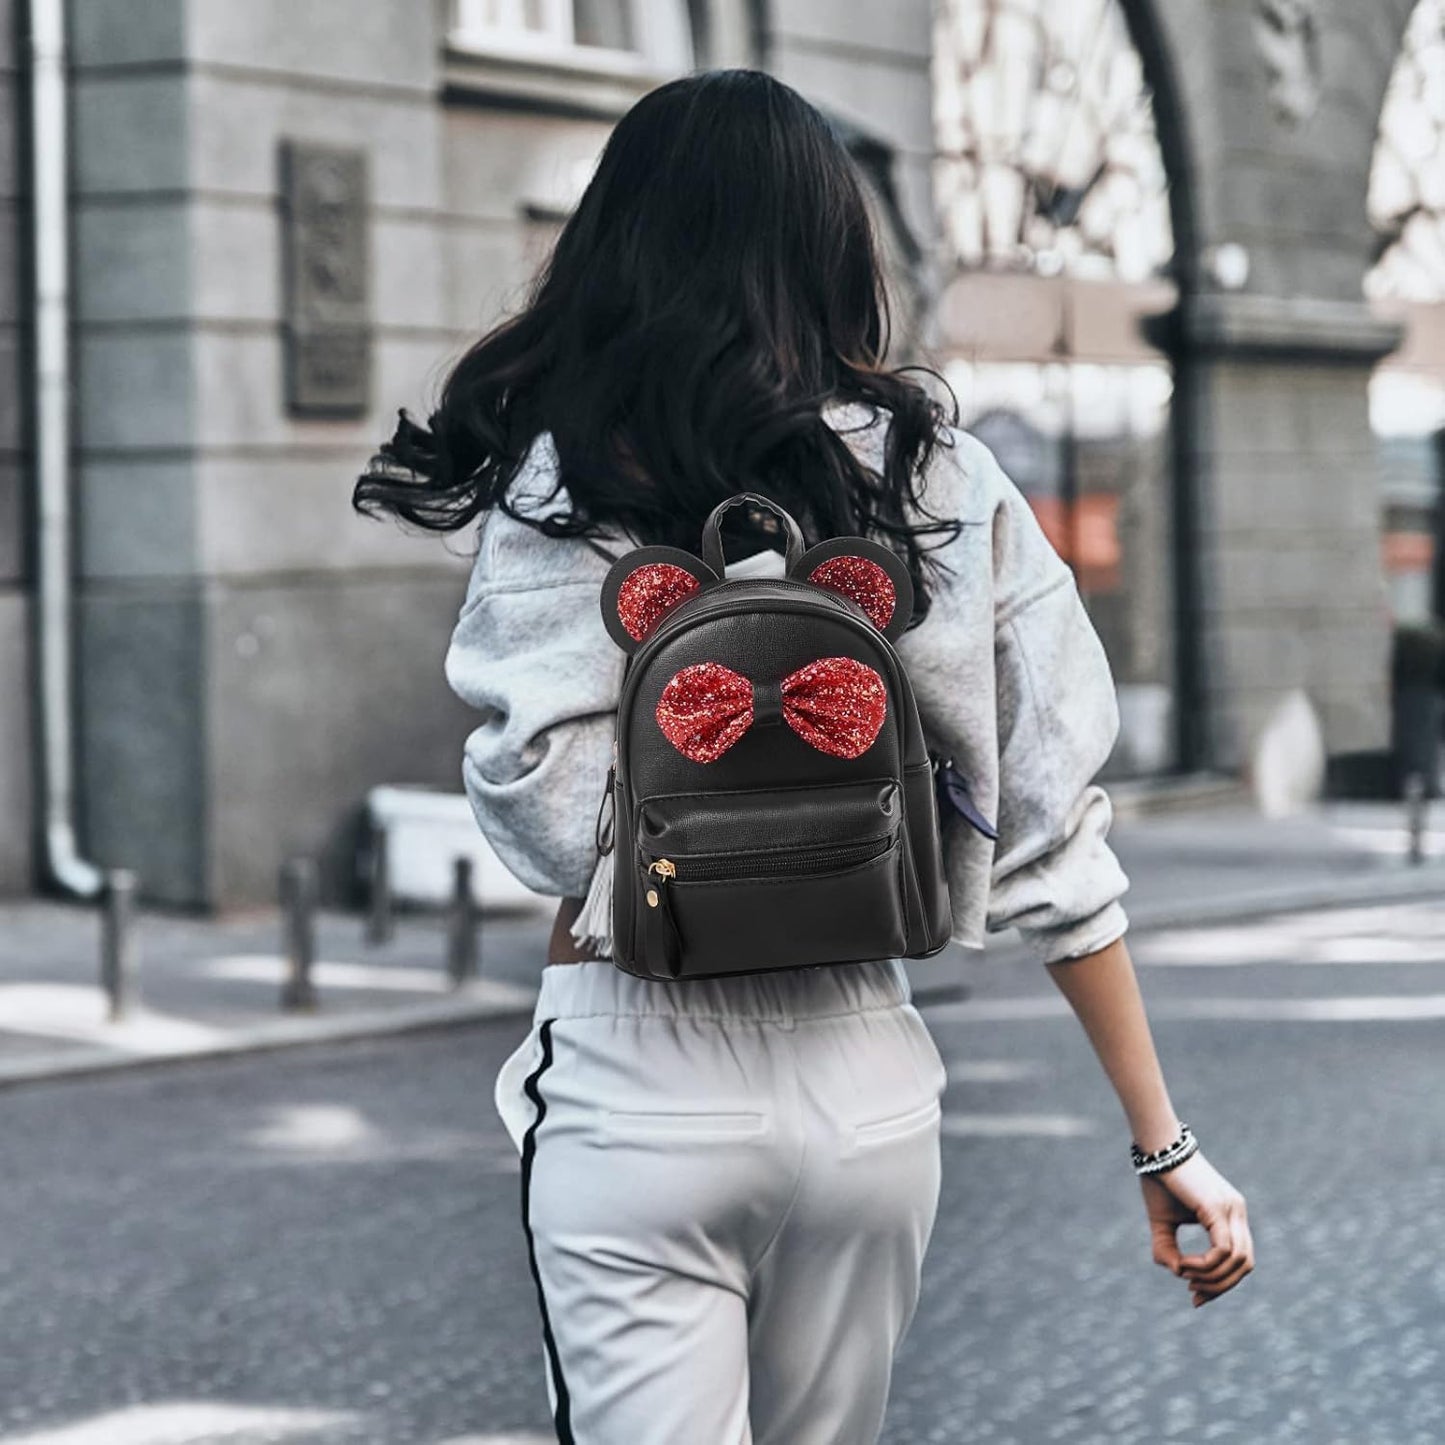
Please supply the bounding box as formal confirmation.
[1042,942,1254,1309]
[1142,1152,1254,1308]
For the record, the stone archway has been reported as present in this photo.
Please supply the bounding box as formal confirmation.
[1080,0,1414,781]
[931,0,1189,777]
[1365,0,1445,626]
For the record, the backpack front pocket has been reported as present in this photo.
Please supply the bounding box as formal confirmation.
[633,779,909,978]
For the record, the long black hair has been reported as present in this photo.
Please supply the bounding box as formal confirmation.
[353,67,961,620]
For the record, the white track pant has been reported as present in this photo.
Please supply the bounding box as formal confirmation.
[494,958,946,1445]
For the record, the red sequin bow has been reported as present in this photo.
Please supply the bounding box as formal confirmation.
[655,657,887,763]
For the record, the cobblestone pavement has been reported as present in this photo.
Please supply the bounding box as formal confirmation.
[1,902,1442,1444]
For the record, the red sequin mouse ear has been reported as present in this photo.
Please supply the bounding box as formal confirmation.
[601,546,720,653]
[790,536,914,641]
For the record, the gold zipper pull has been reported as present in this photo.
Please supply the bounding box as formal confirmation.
[641,858,683,977]
[645,858,676,906]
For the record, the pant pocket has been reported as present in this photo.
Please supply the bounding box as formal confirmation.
[494,1025,544,1154]
[900,1002,949,1100]
[853,1096,942,1150]
[602,1108,768,1142]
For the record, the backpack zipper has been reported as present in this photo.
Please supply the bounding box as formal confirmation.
[641,835,893,974]
[645,834,891,885]
[630,579,869,664]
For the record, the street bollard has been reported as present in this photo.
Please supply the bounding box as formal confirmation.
[446,855,479,988]
[100,868,139,1022]
[365,824,393,946]
[279,856,319,1011]
[1404,772,1427,866]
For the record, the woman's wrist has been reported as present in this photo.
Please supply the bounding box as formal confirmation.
[1043,940,1184,1160]
[1130,1121,1198,1175]
[1129,1110,1185,1156]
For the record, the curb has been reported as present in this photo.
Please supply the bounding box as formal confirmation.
[1119,862,1445,935]
[0,985,537,1092]
[1107,773,1249,820]
[5,866,1441,1090]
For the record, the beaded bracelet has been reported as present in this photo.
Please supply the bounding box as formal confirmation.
[1130,1121,1199,1176]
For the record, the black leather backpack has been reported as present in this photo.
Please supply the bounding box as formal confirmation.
[595,492,955,982]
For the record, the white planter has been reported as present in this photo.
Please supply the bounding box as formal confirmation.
[366,785,553,913]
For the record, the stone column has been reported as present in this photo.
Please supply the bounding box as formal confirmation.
[1145,0,1417,775]
[1174,295,1400,773]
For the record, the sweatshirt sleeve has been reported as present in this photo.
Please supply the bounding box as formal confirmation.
[985,459,1131,963]
[442,516,624,900]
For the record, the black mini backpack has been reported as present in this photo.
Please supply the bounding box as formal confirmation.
[593,492,956,982]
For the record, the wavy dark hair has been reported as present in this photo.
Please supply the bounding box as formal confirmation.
[353,67,961,620]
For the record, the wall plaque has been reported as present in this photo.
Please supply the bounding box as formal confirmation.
[281,141,371,416]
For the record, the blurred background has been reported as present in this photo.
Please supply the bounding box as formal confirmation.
[1,2,1442,1444]
[0,0,1441,909]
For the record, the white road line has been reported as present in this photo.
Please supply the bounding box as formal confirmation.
[435,1436,555,1444]
[1,1402,357,1445]
[1135,901,1445,967]
[924,997,1074,1023]
[944,1059,1041,1082]
[925,992,1445,1024]
[1152,993,1445,1021]
[941,1112,1098,1138]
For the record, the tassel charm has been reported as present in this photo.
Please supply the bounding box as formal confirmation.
[569,762,616,958]
[569,848,614,958]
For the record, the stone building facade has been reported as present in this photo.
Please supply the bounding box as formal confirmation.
[0,0,1436,905]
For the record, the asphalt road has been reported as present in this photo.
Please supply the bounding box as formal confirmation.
[2,902,1442,1445]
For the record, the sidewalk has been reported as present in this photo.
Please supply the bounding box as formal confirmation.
[1,800,1442,1085]
[0,906,544,1088]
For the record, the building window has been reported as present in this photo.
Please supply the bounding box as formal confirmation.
[932,0,1173,283]
[452,0,691,72]
[1366,0,1445,623]
[1367,0,1445,303]
[932,0,1180,776]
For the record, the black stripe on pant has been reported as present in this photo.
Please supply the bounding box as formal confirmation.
[520,1018,574,1444]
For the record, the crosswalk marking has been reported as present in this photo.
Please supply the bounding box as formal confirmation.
[941,1112,1097,1138]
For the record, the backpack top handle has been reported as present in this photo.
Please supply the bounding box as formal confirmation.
[700,492,806,575]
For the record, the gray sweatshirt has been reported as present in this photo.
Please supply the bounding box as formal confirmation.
[443,400,1130,965]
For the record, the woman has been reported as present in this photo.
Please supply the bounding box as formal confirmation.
[356,68,1252,1445]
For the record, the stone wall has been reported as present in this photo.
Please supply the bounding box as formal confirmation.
[71,1,471,905]
[54,0,953,908]
[759,0,937,288]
